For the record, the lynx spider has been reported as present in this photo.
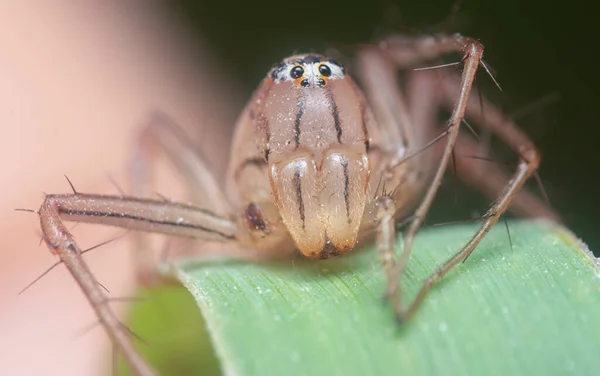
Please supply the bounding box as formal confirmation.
[29,33,558,375]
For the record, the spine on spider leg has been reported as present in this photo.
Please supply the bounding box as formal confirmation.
[39,195,157,376]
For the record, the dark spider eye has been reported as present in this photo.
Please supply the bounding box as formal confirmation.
[290,66,304,79]
[319,64,332,77]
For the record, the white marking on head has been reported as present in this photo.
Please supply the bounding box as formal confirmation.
[270,54,345,86]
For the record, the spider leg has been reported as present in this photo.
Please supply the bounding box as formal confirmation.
[129,112,232,283]
[359,34,485,318]
[38,112,241,375]
[440,79,561,222]
[380,36,553,322]
[396,73,562,320]
[131,112,230,213]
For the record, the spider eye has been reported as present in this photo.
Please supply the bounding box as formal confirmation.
[319,64,332,77]
[290,65,304,79]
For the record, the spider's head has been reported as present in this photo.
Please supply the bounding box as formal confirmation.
[269,54,345,88]
[259,54,371,260]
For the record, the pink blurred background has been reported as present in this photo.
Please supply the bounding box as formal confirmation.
[0,3,239,375]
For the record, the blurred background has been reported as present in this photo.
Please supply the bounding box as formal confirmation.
[0,1,597,375]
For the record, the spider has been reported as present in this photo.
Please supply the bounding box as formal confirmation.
[32,33,558,375]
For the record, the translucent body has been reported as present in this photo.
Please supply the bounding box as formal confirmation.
[32,35,560,376]
[227,55,381,259]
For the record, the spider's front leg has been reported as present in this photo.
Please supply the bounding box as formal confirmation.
[399,66,563,318]
[359,34,485,321]
[360,34,558,323]
[39,193,238,375]
[38,115,241,376]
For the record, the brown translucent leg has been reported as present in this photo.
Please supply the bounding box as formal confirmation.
[362,35,485,319]
[356,35,448,156]
[401,142,540,321]
[360,34,559,321]
[439,79,561,222]
[37,193,238,376]
[130,112,230,213]
[356,46,413,150]
[367,32,497,132]
[40,201,155,376]
[390,71,558,222]
[393,45,550,322]
[373,196,400,308]
[454,134,560,221]
[130,112,231,283]
[357,39,444,223]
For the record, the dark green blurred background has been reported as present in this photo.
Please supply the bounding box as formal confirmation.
[168,0,599,253]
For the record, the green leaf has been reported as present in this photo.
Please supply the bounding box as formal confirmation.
[120,220,600,375]
[116,285,221,376]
